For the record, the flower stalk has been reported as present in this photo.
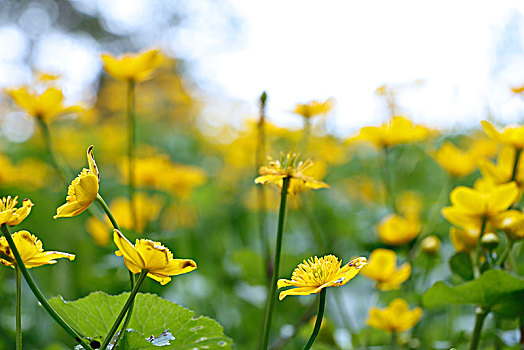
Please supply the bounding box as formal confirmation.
[15,264,22,350]
[127,79,138,232]
[260,176,290,350]
[303,288,327,350]
[382,146,397,212]
[36,118,71,184]
[468,307,489,350]
[0,224,93,350]
[100,269,148,349]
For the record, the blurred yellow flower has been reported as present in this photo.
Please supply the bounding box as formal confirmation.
[293,98,334,119]
[5,86,84,123]
[420,235,441,255]
[113,229,197,285]
[478,146,524,187]
[482,121,524,150]
[511,84,524,94]
[346,116,432,149]
[110,193,164,233]
[101,49,162,82]
[396,191,423,219]
[433,142,476,177]
[492,210,524,241]
[86,216,112,246]
[54,146,99,219]
[441,182,518,229]
[367,298,423,333]
[0,196,33,227]
[466,135,499,160]
[361,249,411,291]
[0,230,75,268]
[255,153,329,195]
[378,214,420,246]
[277,255,367,300]
[449,226,481,252]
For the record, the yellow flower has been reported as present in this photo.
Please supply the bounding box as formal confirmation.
[441,182,518,229]
[433,142,476,177]
[101,49,162,82]
[478,146,524,187]
[293,98,334,119]
[449,226,481,252]
[346,116,432,149]
[54,146,99,219]
[378,214,420,246]
[5,86,84,123]
[255,153,329,195]
[277,255,367,300]
[396,191,423,219]
[492,210,524,241]
[481,121,524,150]
[420,235,441,255]
[0,196,33,226]
[367,298,423,333]
[110,193,164,233]
[511,84,524,94]
[361,249,411,291]
[86,216,112,246]
[113,229,197,285]
[0,230,74,268]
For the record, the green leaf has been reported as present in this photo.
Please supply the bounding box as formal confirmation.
[491,291,524,318]
[423,269,524,309]
[449,252,473,281]
[49,292,232,349]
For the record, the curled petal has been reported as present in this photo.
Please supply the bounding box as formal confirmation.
[113,229,145,270]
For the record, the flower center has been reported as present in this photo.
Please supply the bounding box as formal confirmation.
[0,196,18,212]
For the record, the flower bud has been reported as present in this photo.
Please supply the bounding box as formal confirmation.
[481,232,499,251]
[420,235,440,255]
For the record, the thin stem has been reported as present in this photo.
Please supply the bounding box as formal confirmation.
[0,224,92,350]
[303,288,327,350]
[127,79,138,233]
[390,330,397,350]
[382,146,397,213]
[269,300,317,350]
[510,149,521,182]
[472,218,487,279]
[303,117,311,152]
[37,118,71,183]
[15,264,22,350]
[100,269,148,350]
[468,307,489,350]
[95,194,121,231]
[260,177,290,350]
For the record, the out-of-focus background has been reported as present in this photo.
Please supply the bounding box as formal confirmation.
[1,1,524,349]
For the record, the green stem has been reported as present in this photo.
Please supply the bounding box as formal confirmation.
[15,263,22,350]
[382,146,397,213]
[0,224,92,350]
[472,218,487,279]
[510,149,521,182]
[495,238,515,268]
[95,194,121,231]
[468,307,489,350]
[390,330,397,350]
[99,269,148,349]
[303,288,327,350]
[127,79,137,233]
[303,117,311,152]
[37,118,71,183]
[260,177,290,350]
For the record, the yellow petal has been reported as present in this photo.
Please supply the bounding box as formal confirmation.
[441,206,481,229]
[450,186,485,215]
[159,258,197,276]
[6,198,33,226]
[361,249,396,282]
[278,286,316,301]
[25,251,75,268]
[87,146,99,182]
[74,174,99,206]
[146,272,171,285]
[487,182,518,214]
[113,229,145,270]
[366,307,390,331]
[481,121,501,142]
[378,262,411,291]
[135,239,170,270]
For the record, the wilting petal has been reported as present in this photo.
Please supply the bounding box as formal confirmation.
[113,230,145,270]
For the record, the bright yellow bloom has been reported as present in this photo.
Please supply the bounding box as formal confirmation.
[255,153,329,195]
[481,121,524,150]
[441,182,518,229]
[5,86,84,123]
[293,98,334,119]
[420,235,441,255]
[449,227,480,252]
[492,210,524,241]
[101,49,162,82]
[346,116,432,149]
[378,214,420,246]
[433,142,476,177]
[110,193,163,233]
[0,230,75,268]
[0,196,33,226]
[478,146,524,187]
[277,255,367,300]
[361,249,411,291]
[113,229,197,285]
[54,146,99,219]
[367,298,423,333]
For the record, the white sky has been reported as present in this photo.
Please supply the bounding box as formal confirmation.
[3,0,524,138]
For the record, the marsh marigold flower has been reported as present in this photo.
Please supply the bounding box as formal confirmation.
[0,230,75,268]
[449,226,481,253]
[0,196,33,226]
[113,229,197,285]
[493,210,524,241]
[361,249,411,291]
[441,181,518,229]
[293,99,334,119]
[367,298,423,333]
[277,255,367,300]
[478,146,524,187]
[346,116,432,149]
[255,153,329,194]
[102,49,162,82]
[482,121,524,150]
[433,141,476,177]
[54,146,99,219]
[378,214,420,246]
[420,235,441,255]
[5,86,84,123]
